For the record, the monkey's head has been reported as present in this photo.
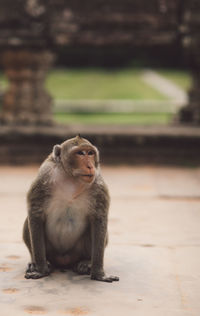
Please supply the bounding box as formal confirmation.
[52,135,100,183]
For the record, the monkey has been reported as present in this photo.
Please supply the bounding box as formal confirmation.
[23,135,119,283]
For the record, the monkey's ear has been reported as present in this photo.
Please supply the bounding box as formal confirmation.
[53,145,61,162]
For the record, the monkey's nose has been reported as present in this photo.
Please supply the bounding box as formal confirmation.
[87,165,95,175]
[87,162,93,170]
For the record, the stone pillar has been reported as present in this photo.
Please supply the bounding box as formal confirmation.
[1,50,54,125]
[178,72,200,124]
[177,0,200,125]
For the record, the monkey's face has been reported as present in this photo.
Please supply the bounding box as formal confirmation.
[68,145,98,183]
[53,137,99,184]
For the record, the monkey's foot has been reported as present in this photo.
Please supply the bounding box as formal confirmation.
[91,272,119,283]
[25,263,51,279]
[73,260,91,275]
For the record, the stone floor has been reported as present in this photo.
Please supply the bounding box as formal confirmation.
[0,165,200,316]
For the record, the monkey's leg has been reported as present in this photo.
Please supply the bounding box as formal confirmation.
[23,215,51,279]
[90,217,119,283]
[23,218,32,254]
[23,219,40,277]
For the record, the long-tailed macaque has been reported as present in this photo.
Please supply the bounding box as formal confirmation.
[23,135,119,283]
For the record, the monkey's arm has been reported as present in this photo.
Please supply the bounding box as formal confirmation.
[90,183,119,283]
[25,178,51,279]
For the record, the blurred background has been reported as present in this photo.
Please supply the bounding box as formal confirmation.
[0,2,200,314]
[0,0,199,163]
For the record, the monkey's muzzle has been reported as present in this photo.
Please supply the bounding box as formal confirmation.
[81,174,94,183]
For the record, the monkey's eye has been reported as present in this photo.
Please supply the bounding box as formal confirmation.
[88,150,94,156]
[77,150,85,155]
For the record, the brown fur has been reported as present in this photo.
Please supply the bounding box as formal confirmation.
[23,136,119,282]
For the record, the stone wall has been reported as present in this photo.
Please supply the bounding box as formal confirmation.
[0,125,200,165]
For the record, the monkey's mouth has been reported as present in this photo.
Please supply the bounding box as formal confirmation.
[81,174,94,181]
[81,174,93,178]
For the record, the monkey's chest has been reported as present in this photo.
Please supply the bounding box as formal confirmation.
[45,204,88,253]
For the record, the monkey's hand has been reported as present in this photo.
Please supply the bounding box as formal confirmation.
[25,262,51,279]
[91,271,119,283]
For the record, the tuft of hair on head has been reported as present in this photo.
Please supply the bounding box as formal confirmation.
[74,134,86,146]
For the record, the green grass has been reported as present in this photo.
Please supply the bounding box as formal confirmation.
[1,67,191,98]
[46,68,167,100]
[55,112,173,125]
[157,69,191,91]
[0,73,8,89]
[0,68,191,97]
[0,68,190,126]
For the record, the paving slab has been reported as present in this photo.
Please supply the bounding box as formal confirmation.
[0,166,200,316]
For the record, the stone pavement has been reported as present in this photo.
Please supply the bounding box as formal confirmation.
[0,165,200,316]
